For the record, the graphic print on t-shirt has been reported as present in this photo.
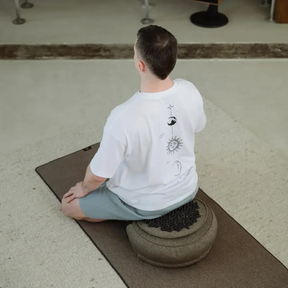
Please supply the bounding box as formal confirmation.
[166,136,183,154]
[166,104,183,177]
[167,105,177,129]
[172,160,182,176]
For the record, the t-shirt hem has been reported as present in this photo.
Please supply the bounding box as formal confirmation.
[117,183,199,212]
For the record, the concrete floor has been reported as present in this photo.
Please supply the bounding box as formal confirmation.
[1,60,288,159]
[0,0,287,44]
[1,59,288,288]
[1,0,288,287]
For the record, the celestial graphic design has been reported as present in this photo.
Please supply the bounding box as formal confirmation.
[159,133,165,139]
[167,116,177,126]
[166,136,183,155]
[166,104,184,178]
[167,105,177,127]
[172,160,182,176]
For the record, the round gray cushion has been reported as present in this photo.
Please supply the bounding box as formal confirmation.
[126,198,218,268]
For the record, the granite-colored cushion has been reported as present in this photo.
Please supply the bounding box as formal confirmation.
[126,198,217,268]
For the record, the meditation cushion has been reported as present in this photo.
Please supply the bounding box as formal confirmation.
[126,198,217,268]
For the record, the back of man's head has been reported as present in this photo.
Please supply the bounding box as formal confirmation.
[136,25,178,80]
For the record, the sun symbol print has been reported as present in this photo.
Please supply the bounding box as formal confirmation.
[166,136,183,155]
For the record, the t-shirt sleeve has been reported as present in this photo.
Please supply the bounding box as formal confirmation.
[90,132,126,178]
[195,95,206,133]
[195,110,206,133]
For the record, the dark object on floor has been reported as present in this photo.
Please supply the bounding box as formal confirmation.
[275,0,288,23]
[127,198,217,267]
[13,0,26,25]
[21,0,34,9]
[190,4,229,28]
[36,143,288,288]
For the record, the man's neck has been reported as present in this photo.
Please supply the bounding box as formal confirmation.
[140,77,174,93]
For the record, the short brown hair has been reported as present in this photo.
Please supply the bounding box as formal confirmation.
[136,25,178,80]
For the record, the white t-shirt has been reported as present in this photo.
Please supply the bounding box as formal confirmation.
[90,78,206,211]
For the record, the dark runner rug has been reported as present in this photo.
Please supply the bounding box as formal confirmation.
[36,143,288,288]
[1,43,288,60]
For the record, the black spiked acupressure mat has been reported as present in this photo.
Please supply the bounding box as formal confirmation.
[36,143,288,288]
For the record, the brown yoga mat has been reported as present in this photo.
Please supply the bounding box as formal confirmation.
[36,143,288,288]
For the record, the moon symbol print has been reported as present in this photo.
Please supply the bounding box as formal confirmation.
[168,116,177,126]
[167,105,177,127]
[173,160,182,176]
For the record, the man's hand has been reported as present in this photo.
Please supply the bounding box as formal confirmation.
[63,182,88,203]
[63,165,106,204]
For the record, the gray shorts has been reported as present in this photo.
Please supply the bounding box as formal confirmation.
[79,183,199,221]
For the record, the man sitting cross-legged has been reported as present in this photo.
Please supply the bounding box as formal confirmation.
[61,25,206,222]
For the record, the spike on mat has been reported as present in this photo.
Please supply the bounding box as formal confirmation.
[144,201,200,232]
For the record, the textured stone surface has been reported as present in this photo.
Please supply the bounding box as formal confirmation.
[1,43,288,60]
[127,198,218,268]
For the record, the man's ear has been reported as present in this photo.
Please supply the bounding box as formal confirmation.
[138,60,145,72]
